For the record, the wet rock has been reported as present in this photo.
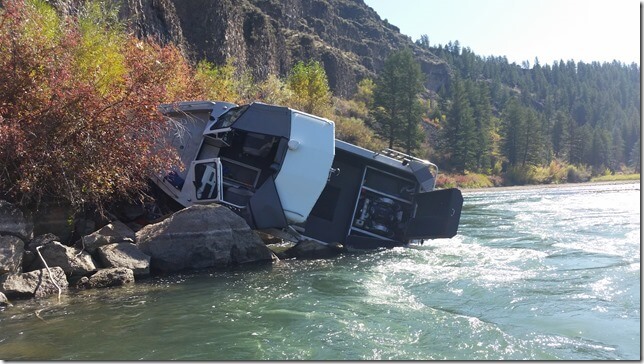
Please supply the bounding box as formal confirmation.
[28,241,96,277]
[136,204,275,273]
[96,243,151,277]
[79,220,136,254]
[0,236,24,275]
[0,291,11,307]
[0,266,68,299]
[0,200,33,242]
[87,268,134,288]
[282,239,344,259]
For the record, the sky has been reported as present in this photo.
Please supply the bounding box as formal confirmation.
[363,0,641,66]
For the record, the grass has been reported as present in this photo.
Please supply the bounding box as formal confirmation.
[590,173,640,182]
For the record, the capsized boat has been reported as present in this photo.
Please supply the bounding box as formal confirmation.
[152,101,463,249]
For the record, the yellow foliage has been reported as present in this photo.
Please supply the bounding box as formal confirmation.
[287,60,332,117]
[74,1,127,96]
[195,59,241,103]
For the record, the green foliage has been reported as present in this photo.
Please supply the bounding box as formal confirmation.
[591,173,640,182]
[372,48,424,154]
[195,59,241,103]
[435,173,496,189]
[430,41,639,180]
[286,60,332,117]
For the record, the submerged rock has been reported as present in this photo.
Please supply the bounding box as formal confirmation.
[282,239,344,260]
[0,266,68,299]
[136,204,275,273]
[96,243,150,277]
[86,268,135,289]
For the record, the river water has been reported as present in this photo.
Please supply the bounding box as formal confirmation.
[0,182,640,360]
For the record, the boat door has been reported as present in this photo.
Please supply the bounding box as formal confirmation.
[187,158,223,203]
[404,188,463,240]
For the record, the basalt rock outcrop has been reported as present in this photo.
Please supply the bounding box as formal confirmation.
[53,0,450,97]
[136,204,276,273]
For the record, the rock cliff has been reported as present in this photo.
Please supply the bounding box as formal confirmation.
[113,0,450,97]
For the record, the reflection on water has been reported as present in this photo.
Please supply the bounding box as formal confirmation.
[0,182,639,360]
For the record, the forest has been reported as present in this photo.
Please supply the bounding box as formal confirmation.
[0,0,640,213]
[421,38,640,186]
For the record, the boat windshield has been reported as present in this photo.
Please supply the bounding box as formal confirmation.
[210,105,249,130]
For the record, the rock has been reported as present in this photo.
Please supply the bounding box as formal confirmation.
[282,239,344,260]
[79,220,136,254]
[0,291,11,307]
[0,235,24,275]
[87,268,134,289]
[96,243,151,277]
[26,233,60,252]
[0,200,33,242]
[136,204,275,273]
[22,234,60,271]
[29,241,96,277]
[74,276,90,289]
[0,267,68,299]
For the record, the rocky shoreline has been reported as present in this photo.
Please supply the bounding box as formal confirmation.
[0,201,342,308]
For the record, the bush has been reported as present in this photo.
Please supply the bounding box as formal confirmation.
[0,0,201,211]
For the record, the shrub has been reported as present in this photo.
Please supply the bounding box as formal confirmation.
[0,0,202,211]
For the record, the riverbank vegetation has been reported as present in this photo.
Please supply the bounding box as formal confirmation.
[0,0,639,212]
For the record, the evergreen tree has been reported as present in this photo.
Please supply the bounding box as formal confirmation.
[372,48,424,154]
[442,78,477,172]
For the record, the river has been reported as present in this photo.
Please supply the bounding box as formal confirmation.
[0,182,639,360]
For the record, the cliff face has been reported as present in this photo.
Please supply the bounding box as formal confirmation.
[116,0,450,97]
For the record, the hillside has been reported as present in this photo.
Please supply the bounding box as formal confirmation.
[52,0,640,179]
[100,0,449,98]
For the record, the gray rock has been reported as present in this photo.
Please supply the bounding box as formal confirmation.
[96,243,150,276]
[0,291,11,306]
[26,233,59,252]
[0,267,68,299]
[0,200,33,241]
[283,239,344,260]
[87,268,134,288]
[0,235,24,275]
[79,220,136,253]
[30,241,96,277]
[136,204,275,273]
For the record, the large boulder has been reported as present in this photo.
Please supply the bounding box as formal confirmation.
[0,236,24,275]
[96,243,150,277]
[79,220,136,254]
[136,204,275,273]
[29,241,96,277]
[0,266,68,299]
[85,268,135,289]
[0,200,33,242]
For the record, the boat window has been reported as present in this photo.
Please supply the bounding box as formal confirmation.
[211,105,249,130]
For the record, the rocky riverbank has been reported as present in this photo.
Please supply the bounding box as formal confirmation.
[0,201,342,308]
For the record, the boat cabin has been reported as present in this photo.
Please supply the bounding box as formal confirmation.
[153,101,462,249]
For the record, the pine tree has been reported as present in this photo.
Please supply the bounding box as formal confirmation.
[372,48,425,154]
[443,78,477,172]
